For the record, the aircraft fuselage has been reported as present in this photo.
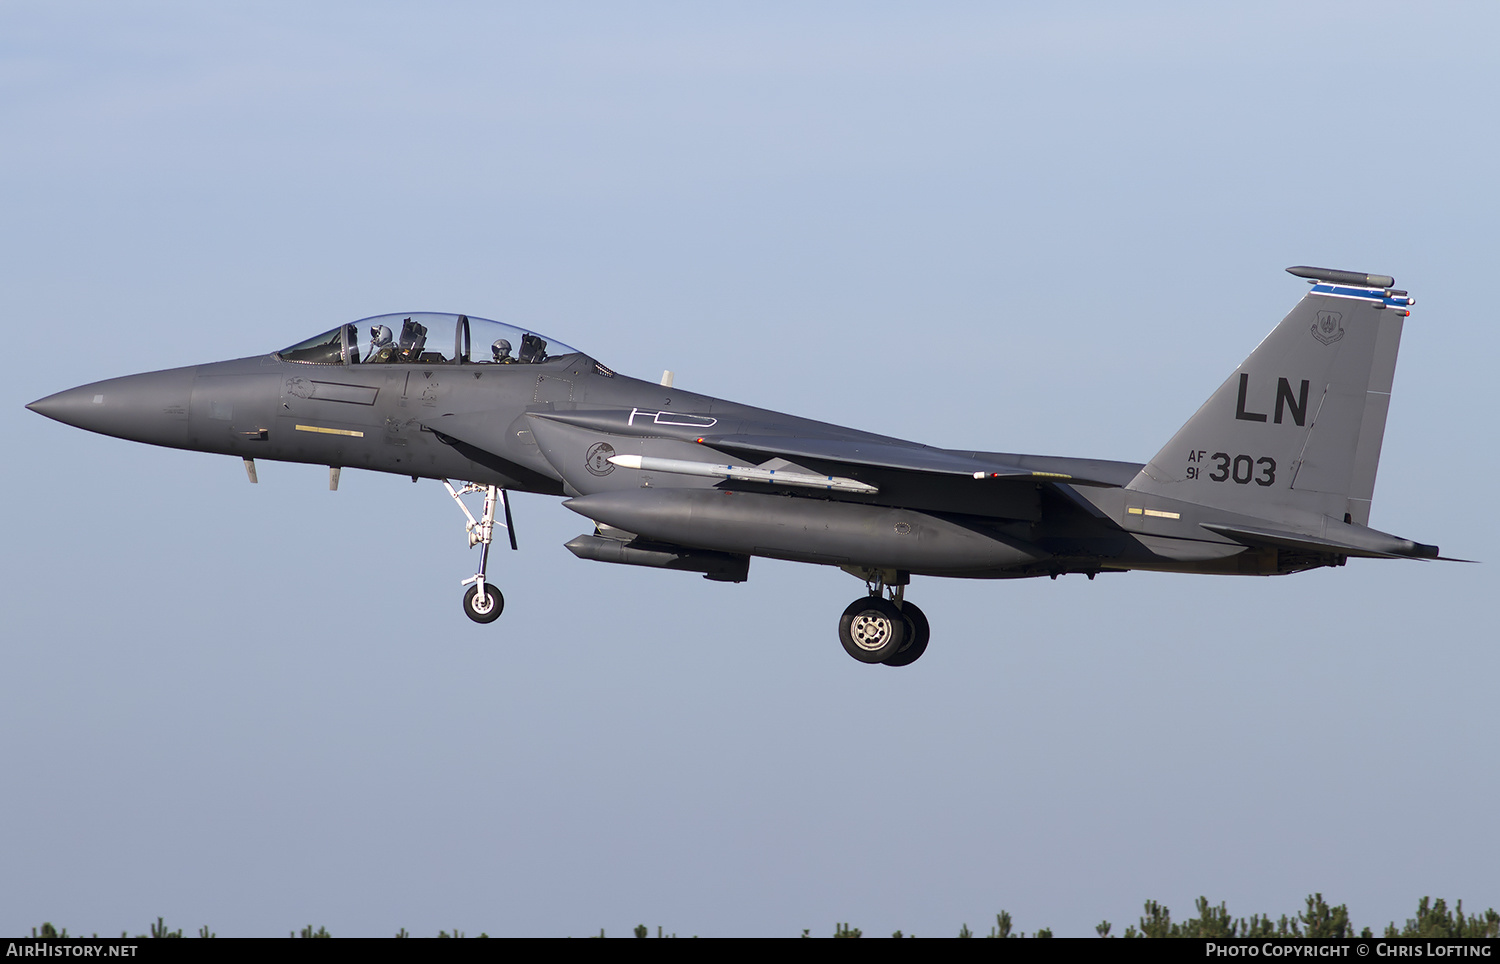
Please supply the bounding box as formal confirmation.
[29,271,1445,665]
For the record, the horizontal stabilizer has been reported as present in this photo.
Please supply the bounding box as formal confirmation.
[1200,522,1438,560]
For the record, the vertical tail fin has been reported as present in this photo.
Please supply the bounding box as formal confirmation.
[1128,267,1412,527]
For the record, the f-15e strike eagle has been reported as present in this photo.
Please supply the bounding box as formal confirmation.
[29,267,1451,666]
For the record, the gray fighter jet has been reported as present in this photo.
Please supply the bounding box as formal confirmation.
[28,267,1450,666]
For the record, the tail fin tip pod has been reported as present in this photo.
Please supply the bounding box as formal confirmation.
[1129,266,1413,530]
[1286,265,1397,290]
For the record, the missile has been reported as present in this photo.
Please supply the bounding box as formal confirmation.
[607,453,878,494]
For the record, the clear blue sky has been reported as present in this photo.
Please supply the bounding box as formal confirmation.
[4,1,1495,937]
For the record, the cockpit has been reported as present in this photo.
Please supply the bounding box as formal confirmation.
[276,313,581,367]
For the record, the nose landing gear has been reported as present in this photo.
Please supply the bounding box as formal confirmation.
[837,569,931,666]
[463,582,504,623]
[444,481,516,624]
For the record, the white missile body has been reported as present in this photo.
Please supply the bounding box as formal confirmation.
[607,454,879,494]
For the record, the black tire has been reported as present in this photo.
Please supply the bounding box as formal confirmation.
[883,601,930,667]
[838,596,908,664]
[463,583,505,623]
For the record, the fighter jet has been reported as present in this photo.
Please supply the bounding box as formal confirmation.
[27,266,1450,666]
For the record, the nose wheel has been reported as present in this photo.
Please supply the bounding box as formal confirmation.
[444,481,516,625]
[463,583,505,623]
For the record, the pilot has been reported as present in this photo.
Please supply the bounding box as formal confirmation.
[367,325,396,363]
[492,338,515,364]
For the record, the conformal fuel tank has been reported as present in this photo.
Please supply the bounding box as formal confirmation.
[563,488,1039,574]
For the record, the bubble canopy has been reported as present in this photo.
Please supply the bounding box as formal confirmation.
[276,313,581,366]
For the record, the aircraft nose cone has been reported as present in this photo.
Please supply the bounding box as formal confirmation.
[26,367,197,446]
[27,387,98,424]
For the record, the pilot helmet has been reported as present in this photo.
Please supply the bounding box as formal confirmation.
[492,338,512,361]
[370,324,393,348]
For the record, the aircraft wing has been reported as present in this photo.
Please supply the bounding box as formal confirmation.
[419,408,1137,526]
[694,434,1134,487]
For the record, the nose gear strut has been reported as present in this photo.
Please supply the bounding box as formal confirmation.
[443,481,516,624]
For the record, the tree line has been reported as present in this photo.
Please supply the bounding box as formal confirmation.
[27,895,1499,938]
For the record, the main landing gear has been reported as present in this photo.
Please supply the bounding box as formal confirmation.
[838,569,930,667]
[444,481,516,624]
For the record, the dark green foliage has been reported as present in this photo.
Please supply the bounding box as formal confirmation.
[1385,897,1500,938]
[1236,913,1300,938]
[1128,899,1174,937]
[1299,893,1351,938]
[956,908,1052,938]
[1180,897,1236,938]
[1121,894,1351,938]
[149,917,182,938]
[28,898,1500,937]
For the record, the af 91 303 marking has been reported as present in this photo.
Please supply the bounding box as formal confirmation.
[1187,450,1276,486]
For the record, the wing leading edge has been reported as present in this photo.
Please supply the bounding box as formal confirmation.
[693,434,1137,488]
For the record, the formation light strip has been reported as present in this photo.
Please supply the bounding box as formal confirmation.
[295,424,365,438]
